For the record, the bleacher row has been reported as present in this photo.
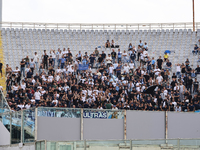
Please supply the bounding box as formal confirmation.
[1,28,200,73]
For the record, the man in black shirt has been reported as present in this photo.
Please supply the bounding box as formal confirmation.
[193,78,199,93]
[89,54,95,67]
[0,60,3,78]
[49,55,53,67]
[187,76,193,93]
[20,59,25,77]
[187,66,192,76]
[43,52,49,69]
[111,49,116,63]
[101,51,106,60]
[195,65,200,74]
[157,56,163,69]
[97,54,103,67]
[170,78,177,90]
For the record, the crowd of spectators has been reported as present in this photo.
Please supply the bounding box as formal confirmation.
[4,40,200,112]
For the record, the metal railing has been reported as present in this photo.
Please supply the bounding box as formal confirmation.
[35,139,200,150]
[1,21,200,30]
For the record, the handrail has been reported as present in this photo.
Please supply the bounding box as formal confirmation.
[0,21,200,31]
[0,89,11,112]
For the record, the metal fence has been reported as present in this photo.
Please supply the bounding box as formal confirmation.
[35,139,200,150]
[1,107,200,145]
[1,22,200,30]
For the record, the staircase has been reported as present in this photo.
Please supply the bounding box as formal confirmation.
[0,31,6,93]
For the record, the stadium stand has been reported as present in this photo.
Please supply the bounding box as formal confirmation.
[1,23,200,112]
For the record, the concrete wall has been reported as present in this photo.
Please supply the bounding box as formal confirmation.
[35,111,200,141]
[168,112,200,139]
[83,119,124,140]
[37,117,81,141]
[0,121,10,145]
[126,111,165,140]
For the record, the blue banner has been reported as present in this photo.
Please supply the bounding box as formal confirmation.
[79,64,89,70]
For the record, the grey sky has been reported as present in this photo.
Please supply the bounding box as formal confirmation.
[3,0,200,23]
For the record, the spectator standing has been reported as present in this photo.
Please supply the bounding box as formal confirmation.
[60,56,66,69]
[6,64,12,75]
[116,64,121,78]
[193,78,199,93]
[151,57,156,69]
[106,54,112,67]
[50,50,56,67]
[111,49,116,63]
[157,56,163,70]
[130,50,136,67]
[33,52,39,72]
[24,56,29,68]
[29,59,35,74]
[187,76,193,93]
[146,57,151,74]
[137,45,142,61]
[117,49,122,63]
[34,89,41,104]
[122,50,128,63]
[0,60,3,78]
[43,53,49,70]
[20,59,26,77]
[89,54,95,67]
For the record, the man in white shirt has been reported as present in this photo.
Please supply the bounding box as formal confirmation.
[56,66,62,74]
[48,73,54,82]
[143,50,148,58]
[123,63,130,73]
[106,54,112,67]
[25,102,31,109]
[136,81,141,92]
[13,66,20,76]
[113,61,118,70]
[154,66,161,76]
[156,74,163,84]
[62,48,67,58]
[122,50,128,63]
[52,98,58,106]
[34,89,41,104]
[109,64,114,76]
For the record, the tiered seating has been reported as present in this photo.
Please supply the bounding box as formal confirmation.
[1,28,200,73]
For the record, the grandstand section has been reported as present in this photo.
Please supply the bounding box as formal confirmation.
[1,22,200,73]
[1,21,200,149]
